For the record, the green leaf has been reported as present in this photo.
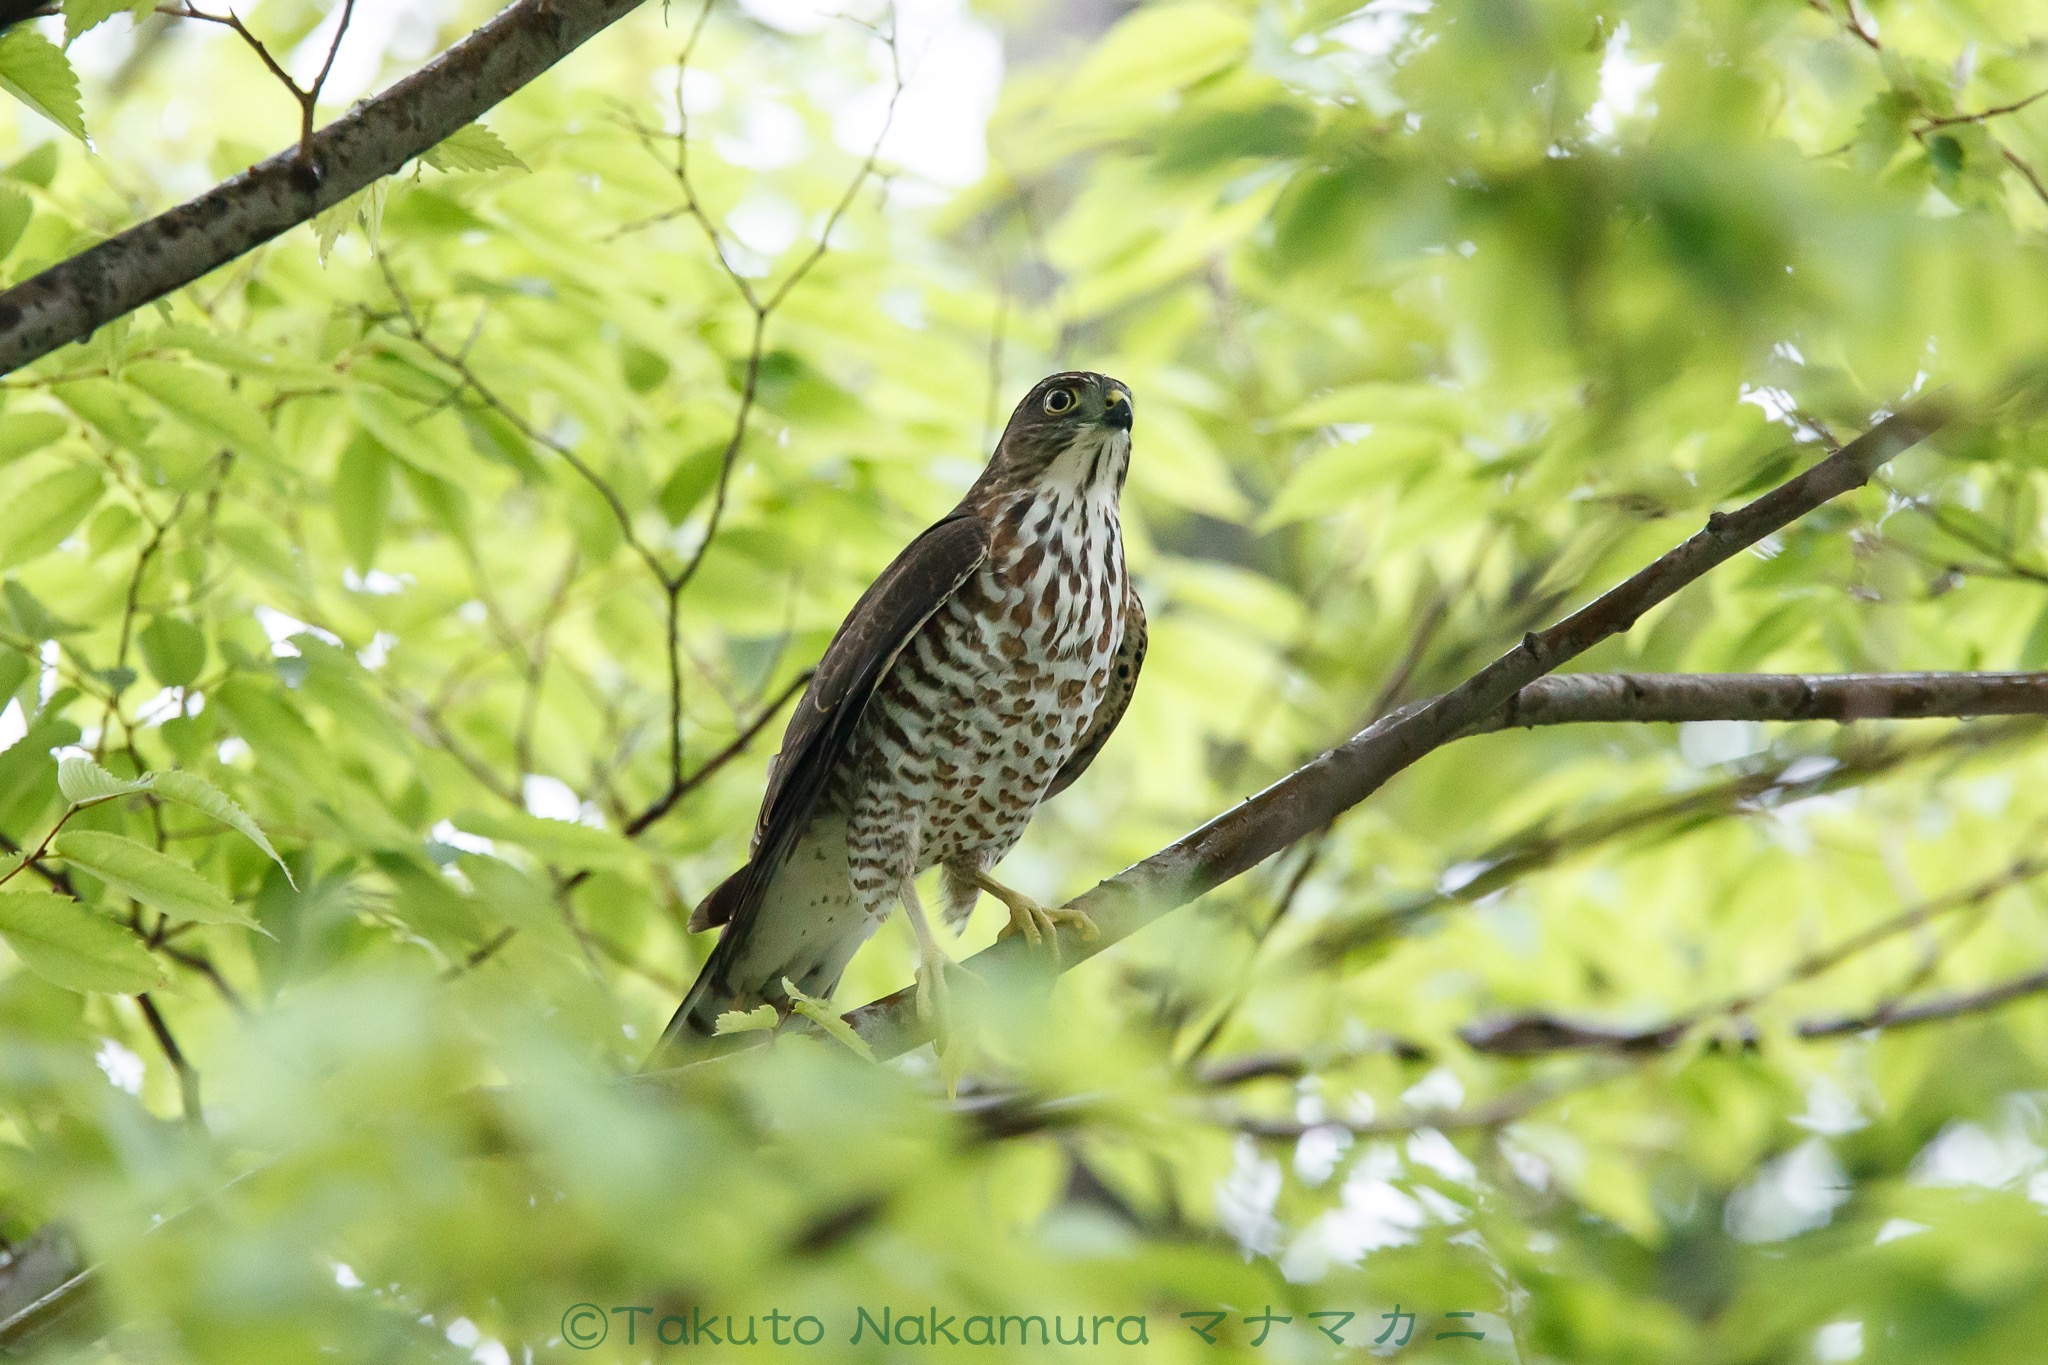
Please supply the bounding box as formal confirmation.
[0,890,160,993]
[51,378,152,450]
[659,446,722,524]
[3,580,82,640]
[54,829,257,927]
[450,807,639,871]
[137,616,207,688]
[0,30,85,143]
[713,1003,780,1035]
[781,978,874,1060]
[4,141,56,187]
[311,180,388,263]
[0,185,31,262]
[349,389,471,483]
[1927,132,1964,174]
[62,0,146,45]
[150,770,292,886]
[0,648,30,705]
[0,410,66,467]
[0,465,102,568]
[419,123,527,174]
[56,755,148,805]
[122,359,281,462]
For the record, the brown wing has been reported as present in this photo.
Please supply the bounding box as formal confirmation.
[1043,581,1146,802]
[689,507,990,933]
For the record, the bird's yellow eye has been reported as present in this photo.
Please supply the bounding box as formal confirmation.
[1042,387,1077,415]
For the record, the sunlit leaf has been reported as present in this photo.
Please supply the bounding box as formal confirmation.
[419,123,527,174]
[0,465,102,568]
[0,889,160,993]
[56,756,148,805]
[150,770,292,885]
[54,830,257,927]
[0,30,85,143]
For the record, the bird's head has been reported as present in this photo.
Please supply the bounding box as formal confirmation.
[979,370,1134,498]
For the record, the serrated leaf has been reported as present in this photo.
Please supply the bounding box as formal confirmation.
[137,616,206,688]
[420,123,527,174]
[0,889,160,993]
[54,829,257,927]
[0,465,102,568]
[713,1004,780,1035]
[0,30,85,143]
[122,359,280,462]
[57,755,149,805]
[781,978,874,1061]
[150,770,292,886]
[63,0,141,45]
[312,180,388,263]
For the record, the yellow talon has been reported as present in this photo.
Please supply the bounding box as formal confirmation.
[975,870,1098,966]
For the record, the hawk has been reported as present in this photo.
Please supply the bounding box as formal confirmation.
[658,371,1144,1053]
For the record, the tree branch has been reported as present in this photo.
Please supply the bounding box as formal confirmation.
[1461,855,2048,1056]
[1485,669,2048,730]
[0,0,649,377]
[822,395,1956,1062]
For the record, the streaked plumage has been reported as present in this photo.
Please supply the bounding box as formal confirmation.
[660,372,1143,1050]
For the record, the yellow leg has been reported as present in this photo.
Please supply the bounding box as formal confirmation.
[900,874,977,1095]
[900,874,973,1025]
[973,869,1098,967]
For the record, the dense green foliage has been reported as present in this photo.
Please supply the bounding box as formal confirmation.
[3,0,2048,1359]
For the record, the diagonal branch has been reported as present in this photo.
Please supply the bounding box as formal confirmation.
[822,395,1958,1062]
[0,0,650,377]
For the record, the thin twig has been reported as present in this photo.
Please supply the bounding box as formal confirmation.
[135,994,204,1128]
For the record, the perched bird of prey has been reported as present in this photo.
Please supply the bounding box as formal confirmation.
[659,371,1143,1053]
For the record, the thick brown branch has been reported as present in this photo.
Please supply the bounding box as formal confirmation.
[1488,669,2048,730]
[831,396,1955,1061]
[0,0,649,377]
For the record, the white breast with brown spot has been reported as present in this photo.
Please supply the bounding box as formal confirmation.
[841,434,1128,924]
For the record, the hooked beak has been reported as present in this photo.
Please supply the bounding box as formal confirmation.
[1103,387,1133,431]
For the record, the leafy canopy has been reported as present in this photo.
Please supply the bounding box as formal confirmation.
[1,0,2047,1360]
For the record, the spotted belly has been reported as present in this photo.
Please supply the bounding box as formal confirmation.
[839,505,1124,919]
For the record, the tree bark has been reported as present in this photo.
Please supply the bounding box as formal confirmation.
[1483,669,2048,729]
[0,0,648,378]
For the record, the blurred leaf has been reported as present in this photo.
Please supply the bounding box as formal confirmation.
[122,359,280,462]
[332,435,390,573]
[137,616,206,688]
[0,889,160,993]
[0,409,66,466]
[0,465,101,568]
[450,807,638,871]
